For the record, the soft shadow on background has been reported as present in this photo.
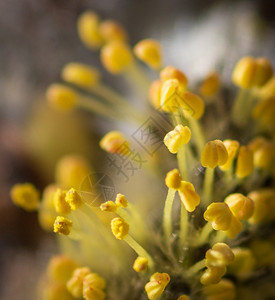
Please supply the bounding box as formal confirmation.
[0,0,274,299]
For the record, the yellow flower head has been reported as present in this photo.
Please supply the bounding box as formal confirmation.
[134,39,162,69]
[115,193,128,208]
[67,267,91,298]
[83,273,106,300]
[100,200,117,212]
[99,20,128,43]
[164,125,191,154]
[99,131,130,155]
[204,202,232,231]
[181,91,205,119]
[236,145,254,178]
[46,84,77,112]
[201,140,228,169]
[100,41,133,74]
[145,272,170,300]
[199,71,221,98]
[47,255,78,283]
[111,217,129,240]
[200,266,226,285]
[165,168,182,190]
[178,181,200,212]
[225,193,254,220]
[77,11,104,50]
[62,63,100,89]
[133,256,148,272]
[202,279,236,300]
[53,189,71,215]
[219,140,240,171]
[53,216,73,236]
[160,66,188,87]
[10,183,39,211]
[65,188,83,210]
[247,190,268,224]
[205,243,235,268]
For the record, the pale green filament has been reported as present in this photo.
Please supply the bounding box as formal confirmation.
[179,204,189,253]
[202,167,215,207]
[177,145,189,181]
[186,115,205,154]
[163,188,177,245]
[193,222,213,247]
[185,259,206,278]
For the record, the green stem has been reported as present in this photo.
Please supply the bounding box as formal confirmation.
[186,115,205,155]
[163,188,176,245]
[193,222,213,247]
[186,259,206,278]
[179,204,189,253]
[177,145,189,181]
[202,167,215,207]
[211,230,227,245]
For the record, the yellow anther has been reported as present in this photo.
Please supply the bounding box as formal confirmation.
[83,273,106,300]
[115,193,128,208]
[145,272,170,300]
[134,39,162,69]
[46,84,77,112]
[100,201,117,212]
[225,193,254,220]
[225,215,243,239]
[10,183,39,211]
[160,66,188,87]
[247,190,268,224]
[43,282,75,300]
[53,189,71,215]
[65,188,83,210]
[253,95,275,129]
[254,141,274,169]
[248,136,268,152]
[178,181,200,212]
[99,20,128,43]
[99,131,130,155]
[232,56,273,88]
[133,256,148,272]
[199,71,221,98]
[111,217,129,240]
[149,80,162,109]
[77,11,104,49]
[67,267,91,298]
[180,91,205,119]
[55,155,92,189]
[100,41,133,74]
[62,63,100,88]
[160,79,186,112]
[202,279,236,300]
[260,76,275,98]
[163,125,191,154]
[204,202,232,231]
[177,295,190,300]
[200,266,226,285]
[53,216,72,235]
[201,140,228,169]
[228,248,256,278]
[205,243,235,268]
[165,169,182,190]
[47,255,78,283]
[219,140,239,171]
[236,145,254,178]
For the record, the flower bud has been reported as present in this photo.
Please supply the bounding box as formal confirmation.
[204,202,232,231]
[99,131,130,155]
[115,193,128,208]
[149,80,162,108]
[260,76,275,98]
[225,193,254,220]
[111,217,129,240]
[10,183,39,211]
[65,188,83,210]
[83,273,106,300]
[164,125,191,154]
[219,140,239,171]
[100,201,117,212]
[53,189,71,215]
[145,272,170,300]
[181,91,205,119]
[225,215,243,239]
[67,267,91,298]
[165,169,182,190]
[202,279,236,300]
[205,243,235,268]
[133,256,148,272]
[99,20,128,43]
[53,216,72,236]
[160,66,188,87]
[201,140,228,169]
[236,146,254,178]
[199,71,220,98]
[178,181,200,212]
[200,266,226,285]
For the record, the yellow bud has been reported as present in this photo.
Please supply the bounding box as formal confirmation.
[160,66,188,87]
[236,146,254,178]
[65,188,83,210]
[133,256,148,272]
[204,202,232,231]
[205,243,235,268]
[165,169,182,190]
[225,193,254,220]
[200,266,226,285]
[202,279,236,300]
[67,267,91,298]
[260,76,275,98]
[178,181,200,212]
[181,91,205,119]
[53,216,72,235]
[219,140,239,171]
[177,296,190,300]
[252,57,273,86]
[225,215,243,239]
[42,282,75,300]
[163,125,191,154]
[247,190,268,224]
[62,63,100,88]
[46,84,77,112]
[99,131,130,155]
[99,20,128,43]
[100,41,133,74]
[199,71,221,98]
[53,189,71,215]
[10,183,39,211]
[145,272,170,300]
[111,217,129,240]
[47,255,78,283]
[77,11,104,49]
[134,39,162,69]
[201,140,228,169]
[149,80,162,109]
[160,79,186,112]
[83,273,106,300]
[253,95,275,129]
[55,155,92,189]
[38,211,56,232]
[100,201,117,212]
[115,193,128,208]
[254,141,275,169]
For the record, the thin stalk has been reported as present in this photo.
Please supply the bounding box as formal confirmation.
[179,204,189,253]
[186,259,206,278]
[202,167,215,207]
[193,222,213,247]
[163,188,177,245]
[177,145,189,181]
[186,115,205,154]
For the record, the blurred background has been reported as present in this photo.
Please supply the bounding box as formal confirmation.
[0,0,274,299]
